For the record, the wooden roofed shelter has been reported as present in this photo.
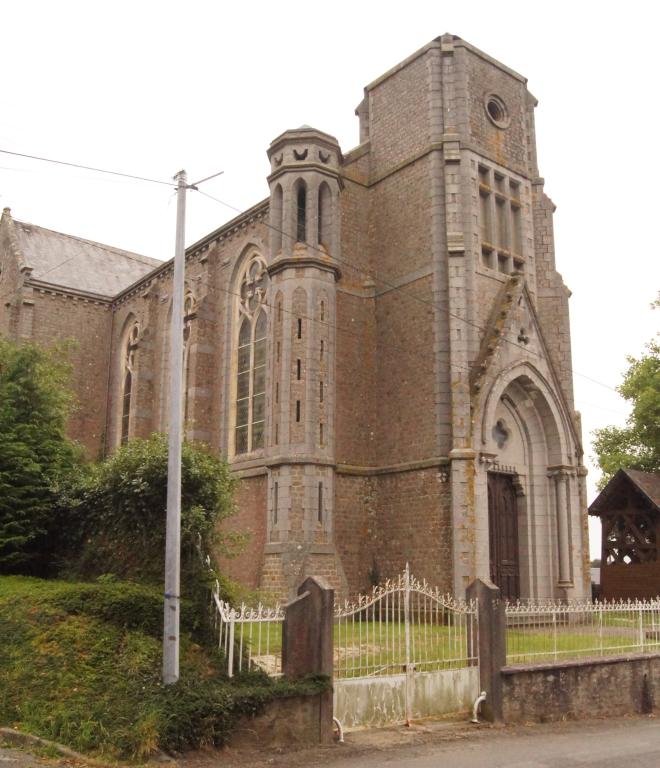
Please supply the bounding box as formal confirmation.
[589,470,660,600]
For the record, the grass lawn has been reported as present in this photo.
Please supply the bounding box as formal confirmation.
[231,611,660,677]
[231,618,476,678]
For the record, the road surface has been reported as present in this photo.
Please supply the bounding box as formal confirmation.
[198,715,660,768]
[3,715,660,768]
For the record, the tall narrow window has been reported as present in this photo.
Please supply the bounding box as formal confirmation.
[234,254,268,455]
[318,482,323,523]
[120,322,139,445]
[318,182,332,248]
[182,294,195,425]
[296,181,307,242]
[296,400,301,422]
[297,318,302,339]
[121,369,132,444]
[271,184,283,254]
[296,358,301,380]
[319,381,324,402]
[273,481,279,525]
[235,319,251,454]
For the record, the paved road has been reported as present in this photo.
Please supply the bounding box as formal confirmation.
[179,716,660,768]
[4,716,660,768]
[324,717,660,768]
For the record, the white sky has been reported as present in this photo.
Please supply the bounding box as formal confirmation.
[2,0,658,559]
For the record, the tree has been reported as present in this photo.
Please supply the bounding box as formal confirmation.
[59,433,236,585]
[0,340,81,573]
[593,297,660,489]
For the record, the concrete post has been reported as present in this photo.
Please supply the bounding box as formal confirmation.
[163,169,187,686]
[282,576,334,743]
[466,578,506,722]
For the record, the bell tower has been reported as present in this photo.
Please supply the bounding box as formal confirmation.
[261,126,345,598]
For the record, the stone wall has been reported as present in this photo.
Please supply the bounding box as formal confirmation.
[502,655,660,722]
[218,472,267,590]
[373,468,452,590]
[27,290,111,459]
[228,693,330,749]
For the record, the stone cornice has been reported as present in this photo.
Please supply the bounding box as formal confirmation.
[268,127,341,158]
[111,200,269,309]
[267,251,341,281]
[340,140,534,191]
[230,455,451,479]
[337,456,450,476]
[27,279,113,305]
[267,162,342,186]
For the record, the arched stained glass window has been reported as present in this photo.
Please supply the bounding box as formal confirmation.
[120,322,139,445]
[235,254,268,455]
[182,293,195,425]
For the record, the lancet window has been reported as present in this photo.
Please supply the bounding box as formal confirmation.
[182,293,196,425]
[120,321,139,445]
[235,254,268,455]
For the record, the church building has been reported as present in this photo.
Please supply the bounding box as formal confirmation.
[0,35,590,600]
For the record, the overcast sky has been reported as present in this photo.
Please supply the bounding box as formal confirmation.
[2,1,658,558]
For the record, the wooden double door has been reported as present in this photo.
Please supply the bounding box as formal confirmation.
[488,472,520,601]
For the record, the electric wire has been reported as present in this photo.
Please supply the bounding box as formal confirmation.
[178,273,628,419]
[0,148,176,188]
[0,144,622,395]
[196,188,621,394]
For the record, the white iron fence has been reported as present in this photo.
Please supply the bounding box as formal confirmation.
[334,565,478,679]
[506,598,660,666]
[211,581,285,677]
[211,568,478,680]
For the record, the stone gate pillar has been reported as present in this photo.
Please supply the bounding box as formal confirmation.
[282,575,334,743]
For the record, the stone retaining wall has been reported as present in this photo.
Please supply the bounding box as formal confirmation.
[501,654,660,722]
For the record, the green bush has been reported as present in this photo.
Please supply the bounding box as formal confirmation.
[57,433,235,588]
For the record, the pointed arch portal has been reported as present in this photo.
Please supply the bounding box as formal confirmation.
[477,364,582,599]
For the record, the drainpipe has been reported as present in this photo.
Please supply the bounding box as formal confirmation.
[471,691,487,723]
[332,717,344,743]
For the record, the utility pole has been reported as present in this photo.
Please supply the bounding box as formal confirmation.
[162,167,223,685]
[163,169,187,685]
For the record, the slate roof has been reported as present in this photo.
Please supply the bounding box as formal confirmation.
[589,469,660,515]
[14,218,161,298]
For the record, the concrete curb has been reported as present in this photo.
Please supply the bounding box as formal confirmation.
[0,727,176,767]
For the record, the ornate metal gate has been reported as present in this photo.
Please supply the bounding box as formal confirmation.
[333,565,479,727]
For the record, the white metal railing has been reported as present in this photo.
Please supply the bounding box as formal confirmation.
[333,565,478,679]
[211,581,285,677]
[506,598,660,666]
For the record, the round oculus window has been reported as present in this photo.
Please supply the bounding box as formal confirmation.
[484,94,510,129]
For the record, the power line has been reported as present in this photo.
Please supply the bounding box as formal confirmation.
[196,189,620,394]
[174,281,626,423]
[0,148,176,188]
[0,144,620,394]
